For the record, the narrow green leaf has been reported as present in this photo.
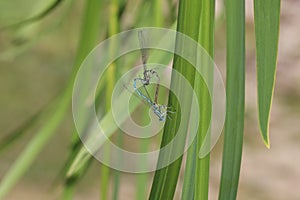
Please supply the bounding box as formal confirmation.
[181,140,197,200]
[254,0,281,148]
[61,183,75,200]
[100,0,120,199]
[153,0,163,27]
[0,0,64,30]
[219,0,245,199]
[112,135,123,200]
[136,120,150,200]
[0,91,70,199]
[0,0,102,198]
[60,0,103,198]
[182,0,216,199]
[194,0,215,199]
[149,0,201,199]
[0,0,74,61]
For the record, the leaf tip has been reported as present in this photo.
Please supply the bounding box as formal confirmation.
[259,123,271,149]
[263,138,271,149]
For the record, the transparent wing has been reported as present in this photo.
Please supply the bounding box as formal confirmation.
[123,81,153,108]
[138,30,149,72]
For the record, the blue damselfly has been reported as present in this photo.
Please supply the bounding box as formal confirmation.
[128,30,174,121]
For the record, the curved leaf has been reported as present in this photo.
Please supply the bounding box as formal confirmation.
[0,0,64,30]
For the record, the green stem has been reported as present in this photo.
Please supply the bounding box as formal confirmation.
[62,182,75,200]
[136,135,150,200]
[101,0,119,199]
[154,0,163,27]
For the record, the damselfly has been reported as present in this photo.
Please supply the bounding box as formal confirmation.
[130,30,174,121]
[137,30,161,104]
[132,77,174,121]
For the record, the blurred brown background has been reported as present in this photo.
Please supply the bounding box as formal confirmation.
[0,0,299,199]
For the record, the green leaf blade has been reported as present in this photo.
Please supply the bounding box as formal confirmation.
[149,0,202,199]
[0,0,103,198]
[194,1,215,200]
[254,0,281,148]
[219,0,245,199]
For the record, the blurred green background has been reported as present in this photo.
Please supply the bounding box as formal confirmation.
[0,0,299,199]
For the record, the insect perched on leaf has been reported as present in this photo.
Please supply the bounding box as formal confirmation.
[129,30,175,121]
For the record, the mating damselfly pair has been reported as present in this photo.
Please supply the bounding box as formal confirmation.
[128,30,174,121]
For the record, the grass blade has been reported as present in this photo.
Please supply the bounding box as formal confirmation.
[0,0,64,30]
[181,140,197,200]
[149,0,201,199]
[0,92,70,199]
[194,0,215,199]
[61,0,103,198]
[182,0,215,200]
[0,0,102,198]
[0,0,74,61]
[218,0,245,199]
[182,1,215,199]
[254,0,281,148]
[136,130,150,200]
[154,0,163,27]
[100,0,120,199]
